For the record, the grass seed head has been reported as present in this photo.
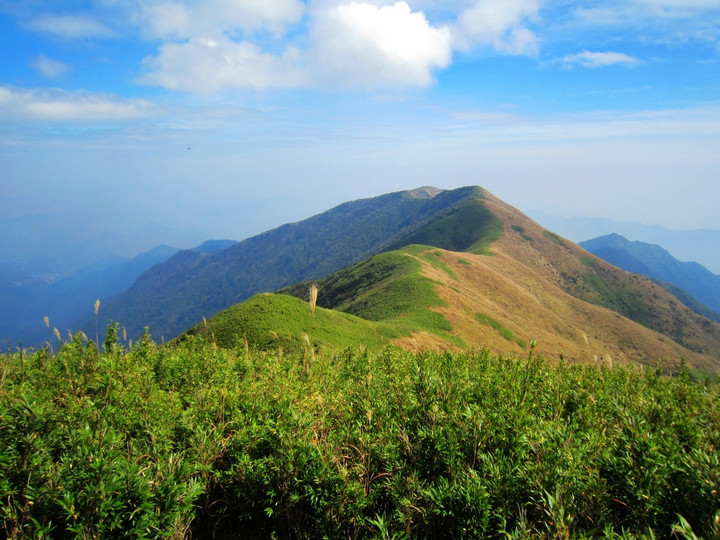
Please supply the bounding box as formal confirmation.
[309,283,319,316]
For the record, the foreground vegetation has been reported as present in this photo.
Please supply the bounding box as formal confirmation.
[1,331,719,539]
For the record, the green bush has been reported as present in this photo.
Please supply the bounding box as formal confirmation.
[1,335,718,539]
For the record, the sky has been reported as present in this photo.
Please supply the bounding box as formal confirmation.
[1,0,719,243]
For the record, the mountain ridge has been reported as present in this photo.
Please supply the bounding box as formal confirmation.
[181,188,720,373]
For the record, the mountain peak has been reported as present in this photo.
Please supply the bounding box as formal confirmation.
[407,186,443,199]
[583,232,630,249]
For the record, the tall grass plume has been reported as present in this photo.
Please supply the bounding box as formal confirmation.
[43,316,53,355]
[309,283,319,317]
[94,298,100,352]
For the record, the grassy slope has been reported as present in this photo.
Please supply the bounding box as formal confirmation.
[185,248,466,352]
[386,194,504,255]
[179,293,397,354]
[289,249,461,344]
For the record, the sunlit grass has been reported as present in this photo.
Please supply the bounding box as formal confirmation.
[1,334,718,539]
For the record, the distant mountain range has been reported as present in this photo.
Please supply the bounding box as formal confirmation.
[179,187,720,374]
[0,239,236,347]
[0,215,211,279]
[580,233,720,322]
[528,211,720,274]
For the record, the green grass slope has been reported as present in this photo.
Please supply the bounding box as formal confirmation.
[183,247,470,352]
[387,195,504,255]
[178,293,397,353]
[283,248,466,347]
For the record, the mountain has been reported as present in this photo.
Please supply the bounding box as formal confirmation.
[95,186,493,341]
[580,234,720,321]
[527,211,720,274]
[181,189,720,374]
[1,245,181,347]
[0,214,210,279]
[192,239,237,253]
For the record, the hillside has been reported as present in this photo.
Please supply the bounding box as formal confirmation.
[95,186,488,341]
[179,293,398,353]
[580,233,720,320]
[474,193,720,371]
[198,235,720,374]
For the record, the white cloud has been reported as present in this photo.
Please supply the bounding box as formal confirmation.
[137,0,304,39]
[310,2,452,88]
[128,0,306,93]
[138,1,452,92]
[0,87,156,122]
[562,50,641,68]
[138,36,305,92]
[125,0,717,94]
[452,0,540,55]
[130,0,566,93]
[31,55,70,78]
[28,14,114,39]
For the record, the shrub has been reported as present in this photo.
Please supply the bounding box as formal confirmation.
[1,337,718,539]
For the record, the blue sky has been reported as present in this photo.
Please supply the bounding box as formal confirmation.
[1,0,719,242]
